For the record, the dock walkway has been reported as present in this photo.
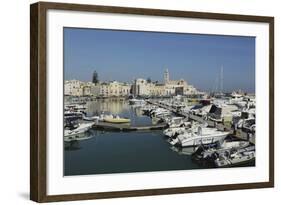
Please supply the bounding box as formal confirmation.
[93,121,167,131]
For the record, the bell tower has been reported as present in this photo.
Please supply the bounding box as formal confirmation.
[164,69,169,84]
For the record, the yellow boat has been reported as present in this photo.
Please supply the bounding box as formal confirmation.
[104,116,131,124]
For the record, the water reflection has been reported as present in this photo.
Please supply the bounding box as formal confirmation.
[86,99,153,127]
[64,130,93,143]
[170,146,198,156]
[64,130,97,151]
[86,98,128,115]
[64,140,81,151]
[64,98,201,175]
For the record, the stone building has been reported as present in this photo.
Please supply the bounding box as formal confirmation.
[163,69,199,96]
[99,81,131,97]
[64,80,84,96]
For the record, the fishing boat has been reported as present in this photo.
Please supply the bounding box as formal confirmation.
[170,126,229,147]
[103,115,131,124]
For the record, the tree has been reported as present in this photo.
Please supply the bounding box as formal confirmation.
[92,70,99,84]
[147,77,152,83]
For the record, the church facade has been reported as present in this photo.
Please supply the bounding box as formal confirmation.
[132,69,199,97]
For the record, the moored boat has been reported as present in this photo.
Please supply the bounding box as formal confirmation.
[170,126,229,147]
[64,122,95,139]
[129,98,146,105]
[103,115,131,124]
[197,140,250,159]
[214,146,255,167]
[82,114,100,121]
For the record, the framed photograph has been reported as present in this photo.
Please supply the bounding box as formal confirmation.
[30,1,274,202]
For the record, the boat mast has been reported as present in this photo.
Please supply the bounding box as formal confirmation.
[220,66,223,94]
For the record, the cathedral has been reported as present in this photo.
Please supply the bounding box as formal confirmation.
[163,69,191,95]
[132,69,199,96]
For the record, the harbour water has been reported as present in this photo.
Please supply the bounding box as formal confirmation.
[64,98,203,176]
[64,98,255,176]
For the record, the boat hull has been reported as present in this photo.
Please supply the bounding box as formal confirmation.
[178,133,228,147]
[104,118,131,123]
[214,154,255,168]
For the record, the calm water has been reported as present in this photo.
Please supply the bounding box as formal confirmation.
[64,98,252,176]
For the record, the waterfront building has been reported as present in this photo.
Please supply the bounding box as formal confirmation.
[90,84,100,96]
[64,80,84,96]
[100,82,109,97]
[163,69,200,96]
[132,78,167,97]
[150,83,165,96]
[132,78,151,96]
[120,83,131,96]
[82,85,91,96]
[132,69,200,97]
[65,69,201,97]
[99,81,131,97]
[108,81,120,96]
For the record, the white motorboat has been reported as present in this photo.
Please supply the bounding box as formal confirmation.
[141,105,157,114]
[229,91,244,104]
[64,122,95,139]
[214,146,255,167]
[166,117,185,128]
[103,115,131,123]
[64,132,93,142]
[150,108,171,118]
[154,111,171,118]
[64,110,83,119]
[163,126,190,138]
[82,114,100,121]
[170,126,229,147]
[190,104,212,117]
[129,98,146,105]
[170,146,199,155]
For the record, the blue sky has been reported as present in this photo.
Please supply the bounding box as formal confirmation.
[64,27,255,93]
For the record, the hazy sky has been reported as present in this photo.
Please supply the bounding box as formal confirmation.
[64,27,255,93]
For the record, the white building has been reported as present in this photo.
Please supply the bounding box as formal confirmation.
[65,69,201,97]
[64,80,84,96]
[132,78,150,96]
[90,84,101,96]
[163,69,200,96]
[99,81,131,97]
